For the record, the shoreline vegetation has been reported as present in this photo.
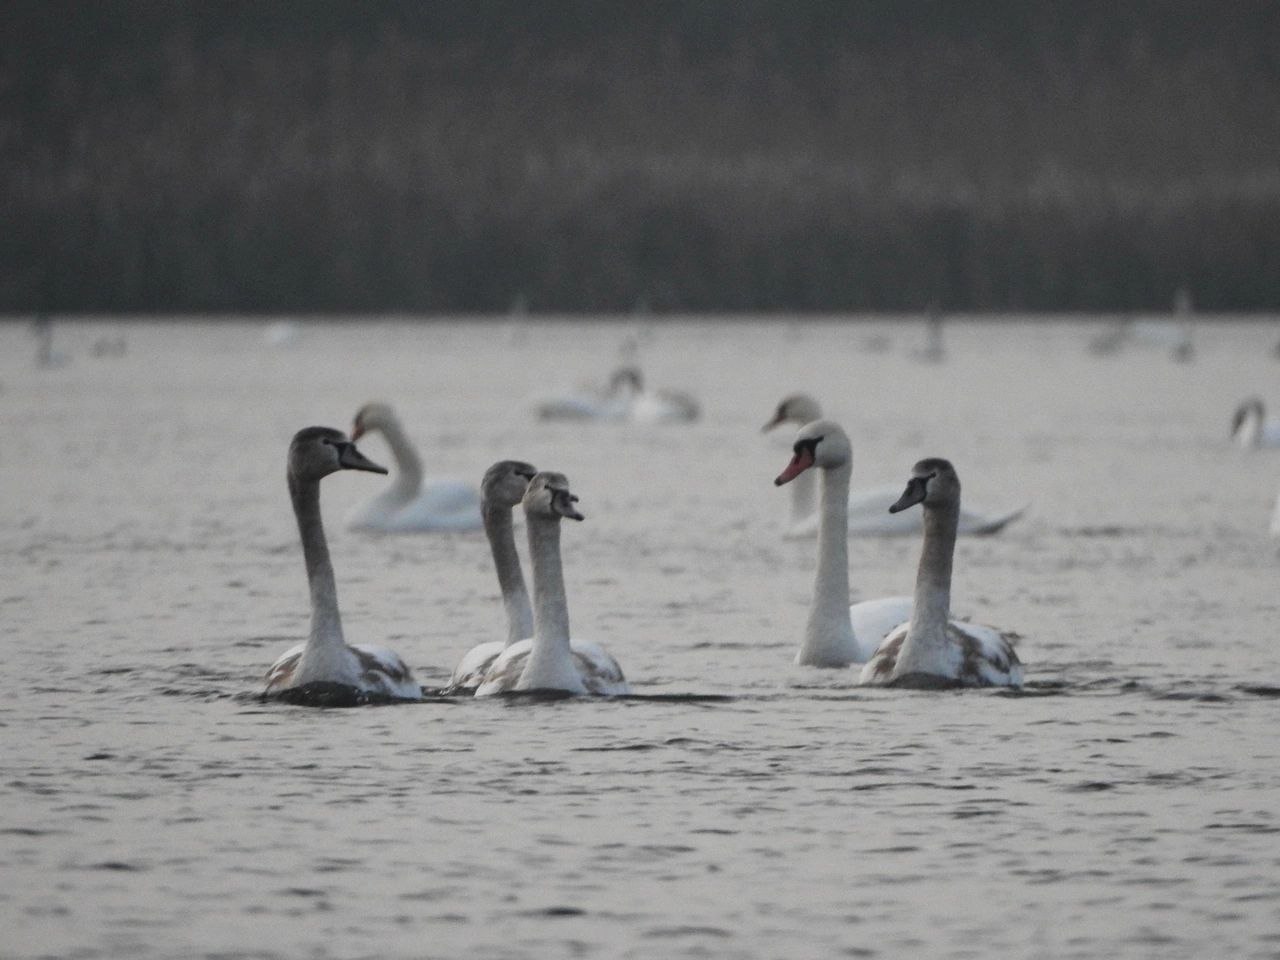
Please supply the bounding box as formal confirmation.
[4,2,1279,313]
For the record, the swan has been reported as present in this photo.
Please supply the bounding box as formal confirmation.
[763,393,1025,537]
[1231,398,1280,449]
[265,427,422,699]
[447,460,538,690]
[344,402,482,532]
[533,367,699,424]
[859,458,1023,688]
[774,419,914,666]
[475,472,629,695]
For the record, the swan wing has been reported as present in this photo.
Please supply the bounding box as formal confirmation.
[264,641,307,691]
[350,644,423,699]
[449,639,509,691]
[849,596,913,661]
[858,621,1022,687]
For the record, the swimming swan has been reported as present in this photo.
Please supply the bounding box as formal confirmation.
[534,367,699,424]
[774,419,913,666]
[475,473,629,695]
[265,427,422,699]
[764,393,1025,538]
[1231,398,1280,449]
[344,402,482,532]
[859,458,1023,688]
[447,460,538,690]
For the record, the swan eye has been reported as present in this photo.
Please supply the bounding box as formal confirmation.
[792,436,823,456]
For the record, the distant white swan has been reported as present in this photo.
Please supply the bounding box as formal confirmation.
[859,458,1023,688]
[344,402,482,532]
[448,460,538,690]
[265,427,422,699]
[534,367,699,424]
[764,393,1025,538]
[475,472,629,695]
[1231,398,1280,449]
[774,419,913,666]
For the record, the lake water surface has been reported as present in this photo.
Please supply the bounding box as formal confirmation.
[3,317,1280,959]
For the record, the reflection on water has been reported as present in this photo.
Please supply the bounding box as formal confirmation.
[2,318,1279,959]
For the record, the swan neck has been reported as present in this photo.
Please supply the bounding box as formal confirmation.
[908,499,958,640]
[378,417,423,491]
[289,473,344,652]
[806,462,853,640]
[789,467,817,524]
[526,515,572,656]
[484,502,534,645]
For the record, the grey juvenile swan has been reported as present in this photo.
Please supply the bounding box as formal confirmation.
[475,472,629,695]
[265,427,422,699]
[859,458,1023,688]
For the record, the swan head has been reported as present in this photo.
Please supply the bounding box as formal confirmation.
[289,426,388,482]
[608,366,644,396]
[482,460,538,508]
[1231,397,1264,436]
[774,419,850,485]
[523,471,585,522]
[889,457,959,513]
[762,393,823,432]
[350,402,398,441]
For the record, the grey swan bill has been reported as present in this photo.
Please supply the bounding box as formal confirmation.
[266,427,422,699]
[859,458,1023,688]
[344,401,482,532]
[763,393,1025,538]
[774,419,913,666]
[475,472,629,695]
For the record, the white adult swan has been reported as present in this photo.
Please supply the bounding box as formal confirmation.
[265,427,422,699]
[860,458,1023,688]
[1231,398,1280,449]
[344,402,482,532]
[533,367,699,424]
[774,419,913,666]
[447,460,538,690]
[764,393,1025,538]
[475,472,629,695]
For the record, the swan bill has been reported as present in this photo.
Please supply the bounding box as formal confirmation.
[775,447,816,485]
[889,476,929,513]
[337,442,388,475]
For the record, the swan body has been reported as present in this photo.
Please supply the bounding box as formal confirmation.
[774,419,913,667]
[764,394,1025,538]
[344,402,481,532]
[475,472,629,696]
[265,427,422,699]
[1232,398,1280,449]
[534,367,699,424]
[858,458,1022,688]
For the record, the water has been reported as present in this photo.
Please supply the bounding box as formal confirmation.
[3,317,1280,959]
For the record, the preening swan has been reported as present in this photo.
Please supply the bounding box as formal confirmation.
[265,427,422,699]
[764,393,1025,538]
[859,458,1023,688]
[344,402,482,532]
[447,460,538,690]
[774,419,913,667]
[534,366,699,424]
[475,472,629,696]
[1231,398,1280,449]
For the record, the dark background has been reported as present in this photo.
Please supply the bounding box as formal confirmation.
[4,1,1279,314]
